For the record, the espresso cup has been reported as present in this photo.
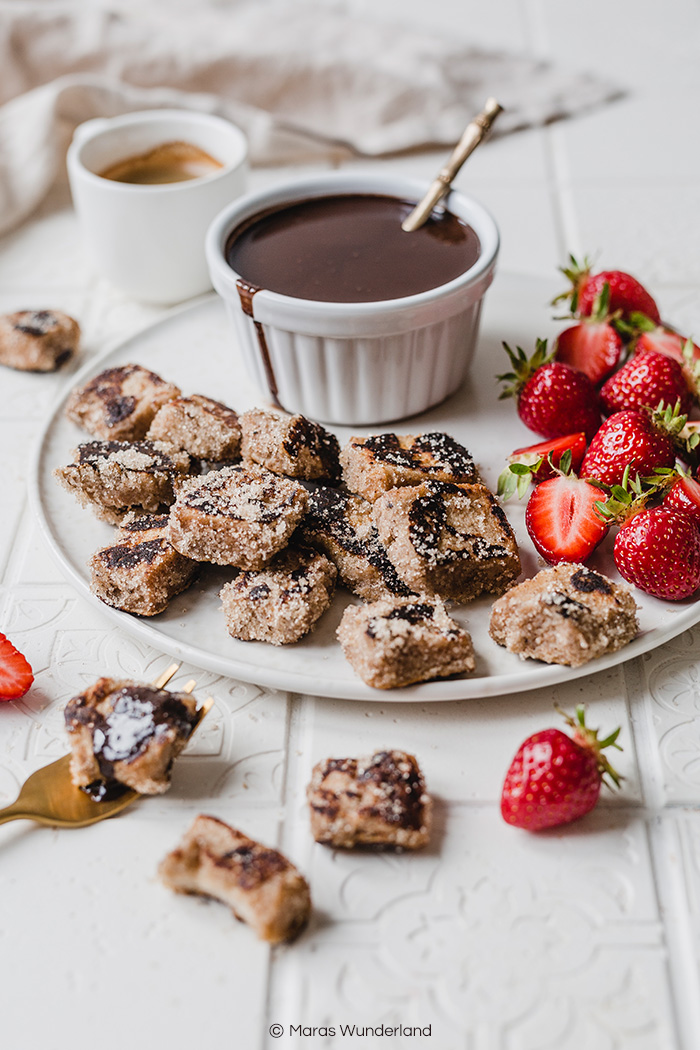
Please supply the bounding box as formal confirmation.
[67,110,248,304]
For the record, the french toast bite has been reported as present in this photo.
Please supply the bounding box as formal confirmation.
[337,595,475,689]
[89,512,198,616]
[307,749,432,849]
[220,545,336,644]
[147,394,241,461]
[240,408,341,482]
[0,309,79,371]
[373,481,520,603]
[489,563,639,667]
[167,464,308,569]
[65,364,181,440]
[54,439,190,524]
[64,677,199,797]
[298,487,415,602]
[340,431,481,501]
[158,814,311,943]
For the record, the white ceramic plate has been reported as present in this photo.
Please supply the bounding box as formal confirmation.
[29,275,700,701]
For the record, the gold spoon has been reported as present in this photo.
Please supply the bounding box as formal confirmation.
[401,97,503,233]
[0,663,212,828]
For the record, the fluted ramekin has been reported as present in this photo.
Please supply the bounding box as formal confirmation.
[205,173,499,425]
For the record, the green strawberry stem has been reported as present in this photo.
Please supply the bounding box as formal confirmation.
[554,703,623,790]
[497,338,553,400]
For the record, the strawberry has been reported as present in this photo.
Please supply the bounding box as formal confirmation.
[498,339,601,441]
[525,474,608,563]
[614,507,700,600]
[635,327,700,366]
[501,704,622,831]
[599,350,691,416]
[663,472,700,526]
[555,320,623,386]
[0,634,34,701]
[556,256,661,323]
[508,432,587,482]
[580,409,676,487]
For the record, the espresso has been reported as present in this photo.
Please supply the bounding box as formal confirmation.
[99,140,223,185]
[225,194,481,303]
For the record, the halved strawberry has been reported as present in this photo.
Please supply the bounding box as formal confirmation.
[0,634,34,701]
[635,327,700,366]
[509,433,587,482]
[663,473,700,527]
[525,474,608,564]
[555,320,623,386]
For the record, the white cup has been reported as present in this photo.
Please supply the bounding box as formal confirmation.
[67,109,248,304]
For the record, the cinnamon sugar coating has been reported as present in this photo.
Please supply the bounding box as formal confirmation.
[220,545,336,644]
[65,364,181,440]
[147,394,241,461]
[340,431,482,501]
[298,486,414,602]
[240,408,341,482]
[64,677,198,797]
[167,464,308,569]
[337,595,475,689]
[89,512,198,616]
[373,481,520,603]
[307,749,432,849]
[54,440,190,524]
[0,309,79,371]
[489,563,639,667]
[158,814,311,943]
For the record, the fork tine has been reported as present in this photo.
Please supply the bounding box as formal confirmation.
[153,662,180,689]
[182,679,197,694]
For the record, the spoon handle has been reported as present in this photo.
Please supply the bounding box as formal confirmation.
[401,98,503,233]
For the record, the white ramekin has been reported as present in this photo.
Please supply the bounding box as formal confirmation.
[206,173,499,425]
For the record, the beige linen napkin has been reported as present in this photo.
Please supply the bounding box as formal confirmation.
[0,0,619,235]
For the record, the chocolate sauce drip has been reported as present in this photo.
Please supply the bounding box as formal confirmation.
[235,279,282,408]
[226,194,480,303]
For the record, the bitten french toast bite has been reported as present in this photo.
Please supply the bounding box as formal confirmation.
[64,677,199,797]
[65,364,181,440]
[54,439,190,524]
[240,408,341,482]
[373,481,521,603]
[147,394,241,461]
[298,487,415,602]
[489,563,639,667]
[220,545,336,644]
[0,309,79,371]
[340,431,482,501]
[337,595,475,689]
[158,815,311,943]
[167,464,308,569]
[307,750,432,849]
[89,512,198,616]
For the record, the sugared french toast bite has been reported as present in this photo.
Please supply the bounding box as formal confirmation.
[307,749,432,849]
[337,595,475,689]
[54,439,190,523]
[340,431,481,501]
[167,464,308,569]
[220,545,336,645]
[64,677,199,797]
[158,815,311,943]
[89,512,198,616]
[489,563,639,667]
[240,408,341,482]
[373,481,520,603]
[65,364,181,440]
[298,486,415,602]
[147,394,241,462]
[0,309,80,371]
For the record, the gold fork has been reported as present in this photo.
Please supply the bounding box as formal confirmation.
[0,663,212,828]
